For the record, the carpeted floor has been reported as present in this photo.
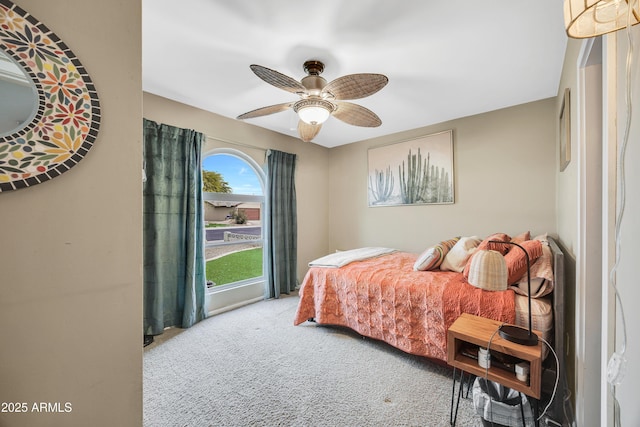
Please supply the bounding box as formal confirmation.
[143,295,483,426]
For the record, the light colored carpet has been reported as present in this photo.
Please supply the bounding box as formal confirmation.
[143,295,482,426]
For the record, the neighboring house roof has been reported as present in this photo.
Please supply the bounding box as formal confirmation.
[205,201,241,208]
[204,201,261,209]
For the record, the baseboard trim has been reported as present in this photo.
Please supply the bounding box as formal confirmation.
[207,296,264,317]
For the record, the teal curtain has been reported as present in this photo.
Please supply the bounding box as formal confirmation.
[266,149,298,298]
[143,119,206,336]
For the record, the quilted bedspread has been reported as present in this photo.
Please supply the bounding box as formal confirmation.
[293,251,516,362]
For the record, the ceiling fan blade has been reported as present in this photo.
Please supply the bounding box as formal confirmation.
[250,64,307,95]
[298,121,322,142]
[332,102,382,127]
[323,74,388,100]
[236,103,292,120]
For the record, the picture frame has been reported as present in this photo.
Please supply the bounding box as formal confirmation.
[367,130,454,207]
[559,88,571,172]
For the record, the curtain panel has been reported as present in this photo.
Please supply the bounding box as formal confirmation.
[143,119,206,336]
[266,149,298,298]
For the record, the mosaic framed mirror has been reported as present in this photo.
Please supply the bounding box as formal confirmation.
[0,0,100,192]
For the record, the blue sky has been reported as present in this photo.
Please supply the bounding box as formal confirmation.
[202,154,262,195]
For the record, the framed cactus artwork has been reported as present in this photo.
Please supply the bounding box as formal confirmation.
[367,130,454,206]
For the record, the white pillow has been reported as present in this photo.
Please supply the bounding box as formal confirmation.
[414,247,438,271]
[440,236,482,272]
[413,237,460,271]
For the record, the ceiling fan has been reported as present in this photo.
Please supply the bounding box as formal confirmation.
[236,60,388,142]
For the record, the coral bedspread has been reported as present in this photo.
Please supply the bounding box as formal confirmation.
[293,251,515,362]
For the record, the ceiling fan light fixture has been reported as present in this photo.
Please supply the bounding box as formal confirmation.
[293,99,333,125]
[237,61,388,142]
[564,0,640,38]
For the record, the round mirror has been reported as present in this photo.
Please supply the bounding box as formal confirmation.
[0,0,101,192]
[0,49,38,137]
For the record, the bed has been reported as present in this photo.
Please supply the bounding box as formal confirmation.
[294,233,567,422]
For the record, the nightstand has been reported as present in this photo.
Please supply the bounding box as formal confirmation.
[447,313,543,426]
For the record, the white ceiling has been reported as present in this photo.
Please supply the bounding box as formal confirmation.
[142,0,568,148]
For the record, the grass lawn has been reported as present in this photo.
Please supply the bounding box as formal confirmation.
[206,247,263,286]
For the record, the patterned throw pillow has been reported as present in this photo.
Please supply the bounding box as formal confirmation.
[413,237,460,271]
[504,239,543,285]
[466,249,508,291]
[477,232,512,254]
[440,236,482,272]
[512,241,554,297]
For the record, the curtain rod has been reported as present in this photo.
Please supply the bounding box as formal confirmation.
[205,135,267,153]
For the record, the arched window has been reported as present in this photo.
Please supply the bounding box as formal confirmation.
[202,149,266,300]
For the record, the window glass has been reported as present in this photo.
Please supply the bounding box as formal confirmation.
[203,154,262,196]
[202,153,264,289]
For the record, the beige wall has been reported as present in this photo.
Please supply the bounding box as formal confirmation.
[143,92,331,281]
[555,35,612,425]
[0,1,142,427]
[554,30,640,426]
[556,38,583,256]
[553,36,583,423]
[144,93,558,278]
[328,98,557,254]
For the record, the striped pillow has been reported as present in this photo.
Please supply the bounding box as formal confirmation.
[413,237,460,271]
[466,249,508,291]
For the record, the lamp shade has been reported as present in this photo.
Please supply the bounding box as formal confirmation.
[293,99,333,125]
[467,250,508,291]
[565,0,640,38]
[298,105,330,125]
